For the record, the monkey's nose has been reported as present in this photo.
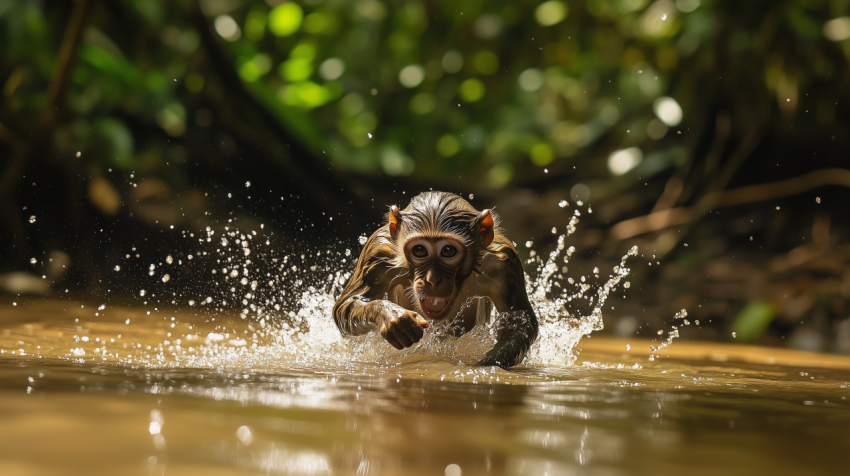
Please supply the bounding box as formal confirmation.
[425,273,441,287]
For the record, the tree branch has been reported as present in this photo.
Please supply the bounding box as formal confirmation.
[188,0,354,208]
[611,168,850,240]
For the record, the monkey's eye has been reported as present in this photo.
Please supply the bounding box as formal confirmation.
[440,245,458,258]
[412,245,428,258]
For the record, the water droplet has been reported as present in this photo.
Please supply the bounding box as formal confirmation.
[166,255,173,264]
[469,194,474,200]
[28,215,36,224]
[816,197,821,204]
[525,241,533,248]
[626,344,631,351]
[29,258,36,264]
[775,206,780,210]
[140,290,146,296]
[75,151,81,158]
[236,425,253,446]
[367,133,373,138]
[114,265,121,271]
[149,422,161,435]
[551,227,557,234]
[162,274,170,283]
[445,464,462,476]
[245,181,251,188]
[732,332,737,338]
[358,235,368,245]
[558,200,568,208]
[661,13,667,20]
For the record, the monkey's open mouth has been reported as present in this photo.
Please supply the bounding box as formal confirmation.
[418,296,452,319]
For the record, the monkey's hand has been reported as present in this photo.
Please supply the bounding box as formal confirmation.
[380,308,429,350]
[477,335,527,369]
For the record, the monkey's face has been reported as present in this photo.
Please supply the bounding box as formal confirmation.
[404,237,467,320]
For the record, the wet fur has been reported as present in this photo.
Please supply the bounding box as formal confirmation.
[332,191,537,367]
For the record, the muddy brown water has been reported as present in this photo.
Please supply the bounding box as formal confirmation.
[1,300,849,475]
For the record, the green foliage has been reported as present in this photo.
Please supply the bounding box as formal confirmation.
[194,0,849,189]
[0,0,848,197]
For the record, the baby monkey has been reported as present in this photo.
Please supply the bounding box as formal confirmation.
[333,191,538,368]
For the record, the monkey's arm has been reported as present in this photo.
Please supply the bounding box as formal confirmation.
[477,236,539,368]
[333,228,409,336]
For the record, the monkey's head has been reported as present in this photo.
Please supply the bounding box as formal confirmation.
[387,192,496,321]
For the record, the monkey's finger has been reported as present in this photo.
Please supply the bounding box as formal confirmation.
[415,316,429,328]
[383,332,404,350]
[393,328,413,348]
[399,320,424,343]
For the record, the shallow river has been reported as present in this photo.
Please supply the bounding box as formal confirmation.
[1,300,849,475]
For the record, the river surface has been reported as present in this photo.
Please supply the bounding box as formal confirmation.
[1,300,849,475]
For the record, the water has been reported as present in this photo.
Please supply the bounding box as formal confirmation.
[2,300,850,475]
[2,200,848,474]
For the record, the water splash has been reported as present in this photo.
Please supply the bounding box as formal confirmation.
[59,200,645,371]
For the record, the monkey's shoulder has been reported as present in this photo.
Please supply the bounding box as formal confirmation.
[483,235,521,263]
[361,225,397,261]
[478,234,524,279]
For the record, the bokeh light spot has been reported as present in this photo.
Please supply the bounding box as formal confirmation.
[410,93,435,114]
[441,51,464,73]
[487,163,513,188]
[607,147,643,175]
[381,148,415,175]
[269,3,303,37]
[653,96,683,126]
[319,58,345,81]
[474,14,502,39]
[436,135,460,157]
[570,183,591,202]
[399,65,425,88]
[214,15,241,41]
[530,143,554,166]
[824,17,850,41]
[675,0,700,13]
[474,51,499,75]
[458,79,485,102]
[535,2,568,26]
[518,68,544,91]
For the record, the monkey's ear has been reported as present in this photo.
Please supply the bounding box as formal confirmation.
[478,209,495,248]
[388,205,402,241]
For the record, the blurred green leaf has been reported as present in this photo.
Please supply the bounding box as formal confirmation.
[732,302,778,343]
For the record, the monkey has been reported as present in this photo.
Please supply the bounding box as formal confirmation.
[332,191,538,368]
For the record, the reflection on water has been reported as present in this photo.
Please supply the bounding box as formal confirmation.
[2,301,850,475]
